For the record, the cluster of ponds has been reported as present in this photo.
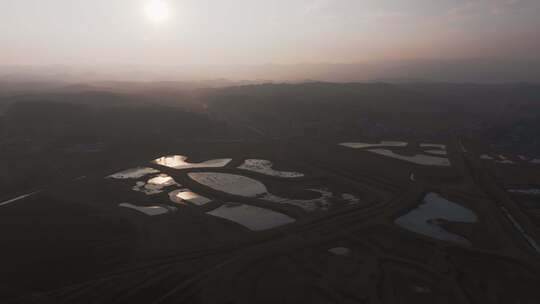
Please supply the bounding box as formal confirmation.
[107,155,362,231]
[340,141,451,167]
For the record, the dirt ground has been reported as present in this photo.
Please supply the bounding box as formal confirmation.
[2,139,540,303]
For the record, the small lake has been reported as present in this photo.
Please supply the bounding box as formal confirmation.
[107,167,160,179]
[188,172,337,212]
[188,172,267,197]
[119,203,176,216]
[395,193,477,245]
[424,149,447,156]
[340,141,407,149]
[238,159,304,178]
[153,155,231,170]
[207,203,295,231]
[169,190,212,206]
[340,142,450,166]
[369,149,451,167]
[132,174,179,195]
[420,143,446,150]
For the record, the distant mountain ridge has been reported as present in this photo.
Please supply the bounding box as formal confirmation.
[2,58,539,83]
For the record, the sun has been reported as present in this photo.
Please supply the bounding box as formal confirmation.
[144,0,170,24]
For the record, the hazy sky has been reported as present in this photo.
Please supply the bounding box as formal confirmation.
[1,0,539,83]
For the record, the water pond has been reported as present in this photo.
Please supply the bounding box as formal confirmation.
[395,193,477,245]
[207,203,295,231]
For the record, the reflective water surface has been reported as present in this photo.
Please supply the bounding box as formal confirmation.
[119,203,176,216]
[188,172,267,197]
[424,149,447,156]
[107,167,160,179]
[188,172,334,212]
[340,141,407,149]
[207,203,295,231]
[420,143,446,150]
[132,174,179,195]
[340,142,451,166]
[369,149,451,166]
[263,189,333,212]
[169,190,212,206]
[395,193,477,245]
[238,159,304,178]
[153,155,231,169]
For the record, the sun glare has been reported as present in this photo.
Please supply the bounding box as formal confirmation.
[145,0,170,24]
